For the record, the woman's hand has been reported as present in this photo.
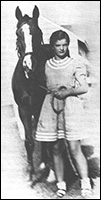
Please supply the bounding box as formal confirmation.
[53,86,69,100]
[53,80,88,99]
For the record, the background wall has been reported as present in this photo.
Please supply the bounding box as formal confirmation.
[1,1,100,107]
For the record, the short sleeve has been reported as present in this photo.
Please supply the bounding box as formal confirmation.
[74,61,87,87]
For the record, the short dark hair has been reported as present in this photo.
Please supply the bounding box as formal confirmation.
[50,30,70,47]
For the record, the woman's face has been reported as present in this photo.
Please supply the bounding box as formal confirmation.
[53,38,68,59]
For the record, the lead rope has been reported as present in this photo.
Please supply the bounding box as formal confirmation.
[40,85,77,174]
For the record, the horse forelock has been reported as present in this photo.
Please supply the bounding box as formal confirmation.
[16,14,31,28]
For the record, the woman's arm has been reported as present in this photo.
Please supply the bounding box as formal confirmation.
[54,81,88,100]
[54,63,88,99]
[66,80,88,96]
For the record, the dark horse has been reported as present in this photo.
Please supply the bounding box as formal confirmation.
[12,5,92,184]
[12,5,52,179]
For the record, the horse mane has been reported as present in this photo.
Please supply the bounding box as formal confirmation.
[16,27,26,58]
[16,21,44,58]
[16,14,33,58]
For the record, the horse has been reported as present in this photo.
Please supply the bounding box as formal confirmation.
[12,5,52,180]
[12,5,92,183]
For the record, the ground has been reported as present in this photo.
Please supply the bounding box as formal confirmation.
[1,104,100,199]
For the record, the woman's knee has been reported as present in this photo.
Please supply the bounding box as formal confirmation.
[68,140,81,158]
[53,140,64,156]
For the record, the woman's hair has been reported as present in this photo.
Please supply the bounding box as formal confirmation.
[50,30,70,47]
[50,30,70,57]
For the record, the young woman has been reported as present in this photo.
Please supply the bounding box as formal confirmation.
[35,30,92,198]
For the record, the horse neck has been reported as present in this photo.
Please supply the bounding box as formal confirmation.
[32,47,40,59]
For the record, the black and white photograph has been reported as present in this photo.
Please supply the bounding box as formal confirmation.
[1,1,100,199]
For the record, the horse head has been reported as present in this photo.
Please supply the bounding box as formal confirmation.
[15,6,43,76]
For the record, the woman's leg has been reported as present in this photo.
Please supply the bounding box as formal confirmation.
[67,140,88,178]
[52,139,66,197]
[53,139,64,182]
[67,140,92,197]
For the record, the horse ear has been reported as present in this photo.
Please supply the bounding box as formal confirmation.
[15,6,22,21]
[32,5,39,19]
